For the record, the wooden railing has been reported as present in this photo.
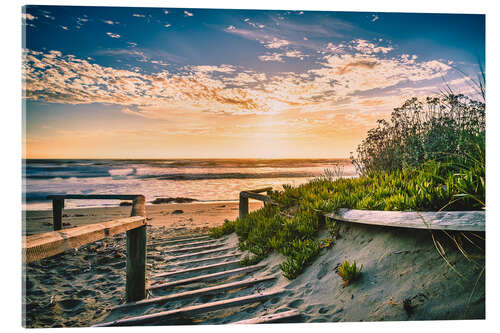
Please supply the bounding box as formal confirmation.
[239,187,274,219]
[23,194,147,302]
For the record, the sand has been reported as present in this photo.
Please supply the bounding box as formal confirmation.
[22,202,485,327]
[22,201,264,327]
[23,201,264,236]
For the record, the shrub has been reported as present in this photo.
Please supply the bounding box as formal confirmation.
[209,93,485,280]
[351,94,485,174]
[337,260,363,286]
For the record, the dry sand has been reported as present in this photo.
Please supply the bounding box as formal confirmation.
[22,202,485,327]
[22,201,263,327]
[23,201,264,236]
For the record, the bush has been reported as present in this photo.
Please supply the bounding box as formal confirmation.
[351,94,485,174]
[209,93,485,280]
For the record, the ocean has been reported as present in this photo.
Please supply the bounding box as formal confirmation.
[23,159,355,211]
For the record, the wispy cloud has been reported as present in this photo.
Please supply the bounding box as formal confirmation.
[22,13,37,20]
[184,10,194,17]
[106,32,121,39]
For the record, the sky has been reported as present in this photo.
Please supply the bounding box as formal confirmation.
[22,5,485,159]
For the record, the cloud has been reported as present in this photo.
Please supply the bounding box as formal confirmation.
[22,13,37,20]
[264,38,290,49]
[351,39,392,54]
[258,53,284,62]
[164,10,169,15]
[184,11,194,17]
[106,32,121,39]
[189,65,236,73]
[164,24,171,28]
[133,14,145,18]
[103,20,117,25]
[224,27,292,50]
[23,42,452,120]
[60,26,69,30]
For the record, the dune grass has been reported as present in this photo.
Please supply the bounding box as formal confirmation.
[210,93,485,279]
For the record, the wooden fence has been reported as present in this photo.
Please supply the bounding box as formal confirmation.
[238,187,274,219]
[23,194,147,302]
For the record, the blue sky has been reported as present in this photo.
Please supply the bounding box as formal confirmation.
[22,6,485,158]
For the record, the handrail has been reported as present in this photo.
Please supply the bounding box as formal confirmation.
[28,194,148,302]
[238,187,274,219]
[46,194,145,231]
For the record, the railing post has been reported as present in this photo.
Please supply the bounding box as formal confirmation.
[126,195,147,302]
[239,192,249,219]
[52,199,64,231]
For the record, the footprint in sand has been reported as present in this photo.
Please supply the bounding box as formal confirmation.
[318,306,330,314]
[288,299,303,308]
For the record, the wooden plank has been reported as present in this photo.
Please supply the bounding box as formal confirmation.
[247,187,273,193]
[148,235,211,247]
[171,253,241,267]
[240,191,274,203]
[164,243,224,254]
[164,239,220,249]
[126,195,147,302]
[52,199,63,231]
[233,309,301,324]
[152,259,241,278]
[22,216,146,264]
[167,246,238,261]
[112,275,277,311]
[148,264,266,291]
[93,290,284,327]
[326,208,485,232]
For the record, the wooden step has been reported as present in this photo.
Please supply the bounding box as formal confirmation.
[166,253,242,268]
[149,235,211,247]
[164,243,224,254]
[93,290,283,327]
[166,239,220,249]
[112,275,277,311]
[148,264,266,291]
[233,309,301,324]
[152,259,241,279]
[168,246,238,261]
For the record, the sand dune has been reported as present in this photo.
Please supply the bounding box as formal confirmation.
[22,202,484,327]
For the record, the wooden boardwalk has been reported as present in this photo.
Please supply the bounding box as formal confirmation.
[94,232,299,326]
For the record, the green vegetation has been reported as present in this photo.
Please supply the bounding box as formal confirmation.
[351,94,485,175]
[210,93,485,279]
[337,260,363,286]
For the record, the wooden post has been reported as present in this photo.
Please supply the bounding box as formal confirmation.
[126,195,147,302]
[239,192,249,219]
[52,199,64,231]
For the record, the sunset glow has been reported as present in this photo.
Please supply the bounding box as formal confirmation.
[22,6,485,158]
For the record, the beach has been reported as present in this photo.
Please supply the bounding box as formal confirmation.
[23,201,264,236]
[23,200,485,327]
[23,201,265,327]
